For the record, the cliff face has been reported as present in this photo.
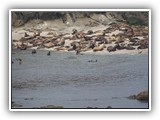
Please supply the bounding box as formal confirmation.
[11,11,148,27]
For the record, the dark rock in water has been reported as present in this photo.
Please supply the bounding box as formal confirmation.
[86,106,98,109]
[86,106,93,109]
[86,106,112,109]
[88,60,97,62]
[127,90,149,101]
[46,105,63,108]
[136,91,149,100]
[127,95,137,99]
[40,105,64,109]
[24,98,34,100]
[106,106,112,109]
[12,101,23,108]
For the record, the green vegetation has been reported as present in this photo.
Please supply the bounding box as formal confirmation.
[126,17,148,26]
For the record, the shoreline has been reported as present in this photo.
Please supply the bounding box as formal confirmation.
[12,47,148,55]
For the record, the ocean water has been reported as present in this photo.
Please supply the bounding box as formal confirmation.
[11,49,149,109]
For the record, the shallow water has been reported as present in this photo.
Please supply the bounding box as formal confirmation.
[11,49,149,109]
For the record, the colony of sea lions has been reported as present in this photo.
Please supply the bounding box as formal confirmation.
[13,22,149,54]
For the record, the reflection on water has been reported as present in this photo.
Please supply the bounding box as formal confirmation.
[11,49,148,108]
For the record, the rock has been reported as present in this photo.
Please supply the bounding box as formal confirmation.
[86,106,112,109]
[40,105,63,109]
[127,95,137,99]
[12,101,23,108]
[127,90,149,101]
[46,105,63,109]
[136,91,149,100]
[106,106,112,109]
[86,106,98,109]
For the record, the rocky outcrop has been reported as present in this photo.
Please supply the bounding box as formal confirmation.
[128,90,149,101]
[12,11,148,27]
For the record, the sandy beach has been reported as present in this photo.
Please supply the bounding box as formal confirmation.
[12,17,148,55]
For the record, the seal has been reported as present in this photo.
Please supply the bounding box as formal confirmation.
[93,44,105,52]
[24,32,30,37]
[18,58,22,64]
[107,46,116,52]
[47,51,51,56]
[31,49,37,54]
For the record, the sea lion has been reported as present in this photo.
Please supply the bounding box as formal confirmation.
[47,51,51,56]
[43,42,55,48]
[115,43,125,50]
[31,49,36,54]
[16,44,27,50]
[72,29,78,35]
[18,58,22,64]
[57,39,65,46]
[125,45,135,50]
[107,46,116,52]
[24,32,30,37]
[88,59,97,62]
[32,31,41,38]
[56,46,68,51]
[137,45,148,49]
[138,51,142,54]
[93,44,104,52]
[76,49,80,55]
